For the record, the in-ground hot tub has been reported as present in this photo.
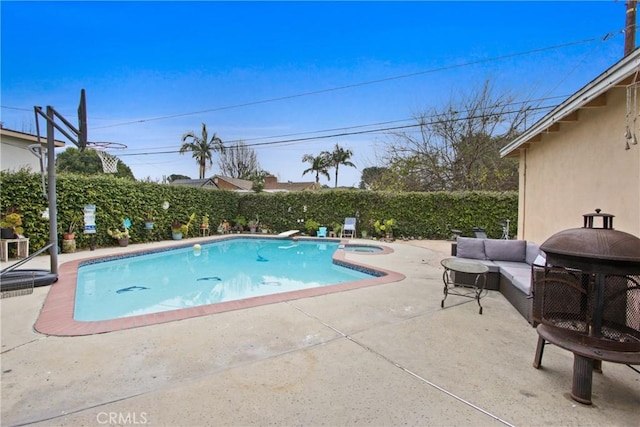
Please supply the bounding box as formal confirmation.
[342,244,383,253]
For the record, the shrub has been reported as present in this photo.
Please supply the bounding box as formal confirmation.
[0,171,518,251]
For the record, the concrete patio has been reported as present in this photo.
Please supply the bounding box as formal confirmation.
[1,238,638,426]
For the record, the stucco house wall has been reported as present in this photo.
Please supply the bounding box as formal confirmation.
[503,49,640,244]
[0,142,41,173]
[0,128,65,173]
[517,87,639,244]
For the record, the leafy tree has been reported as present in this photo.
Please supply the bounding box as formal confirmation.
[247,169,269,192]
[180,123,224,179]
[166,174,191,183]
[359,166,389,190]
[218,140,261,178]
[56,147,135,179]
[325,143,356,188]
[140,176,161,183]
[380,80,523,191]
[301,153,331,184]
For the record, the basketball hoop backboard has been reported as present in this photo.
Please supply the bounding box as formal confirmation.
[77,89,88,150]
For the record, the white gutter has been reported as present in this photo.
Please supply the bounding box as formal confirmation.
[500,49,640,157]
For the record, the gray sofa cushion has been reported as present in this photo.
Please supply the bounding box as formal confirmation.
[526,242,540,265]
[511,271,533,295]
[494,261,533,295]
[456,237,486,260]
[471,259,500,273]
[484,239,526,262]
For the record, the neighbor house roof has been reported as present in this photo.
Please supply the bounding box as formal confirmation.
[170,178,216,188]
[500,48,640,158]
[169,174,320,191]
[212,175,253,191]
[168,176,252,190]
[270,180,321,192]
[0,127,66,148]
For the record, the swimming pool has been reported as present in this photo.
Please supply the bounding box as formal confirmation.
[75,239,377,321]
[35,236,404,336]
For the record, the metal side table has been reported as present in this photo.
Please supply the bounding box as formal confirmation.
[441,257,489,314]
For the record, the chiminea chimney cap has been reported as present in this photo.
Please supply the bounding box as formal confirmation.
[582,208,614,229]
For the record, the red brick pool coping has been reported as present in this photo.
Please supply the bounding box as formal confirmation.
[34,238,404,336]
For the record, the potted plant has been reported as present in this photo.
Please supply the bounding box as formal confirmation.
[247,218,259,233]
[217,219,231,234]
[200,214,209,231]
[59,214,81,253]
[63,218,78,241]
[171,220,186,240]
[330,221,342,238]
[171,213,195,240]
[108,226,130,247]
[233,216,246,233]
[304,219,320,236]
[374,219,396,241]
[144,212,154,230]
[0,213,24,239]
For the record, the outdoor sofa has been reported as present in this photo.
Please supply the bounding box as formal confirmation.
[450,237,545,325]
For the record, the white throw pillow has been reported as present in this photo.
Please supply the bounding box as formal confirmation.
[533,254,546,266]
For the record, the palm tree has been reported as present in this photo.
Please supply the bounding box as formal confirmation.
[301,153,331,184]
[180,123,224,179]
[327,143,356,188]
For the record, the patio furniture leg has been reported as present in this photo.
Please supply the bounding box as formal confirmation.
[441,269,449,308]
[533,335,545,369]
[475,273,484,314]
[571,354,594,405]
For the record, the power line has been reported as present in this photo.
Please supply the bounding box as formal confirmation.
[0,33,611,127]
[241,104,556,149]
[93,35,610,129]
[116,93,567,155]
[228,94,567,144]
[117,103,556,157]
[119,117,417,153]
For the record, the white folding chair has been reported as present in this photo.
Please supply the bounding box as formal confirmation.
[341,217,356,238]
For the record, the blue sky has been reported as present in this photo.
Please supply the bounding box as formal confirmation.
[0,1,629,186]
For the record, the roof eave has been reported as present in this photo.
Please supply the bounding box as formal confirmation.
[0,128,66,148]
[500,49,640,158]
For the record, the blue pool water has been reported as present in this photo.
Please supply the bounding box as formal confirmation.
[74,238,375,321]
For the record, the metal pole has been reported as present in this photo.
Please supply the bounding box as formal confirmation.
[46,106,59,275]
[625,1,637,57]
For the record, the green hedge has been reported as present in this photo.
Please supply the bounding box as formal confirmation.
[0,170,517,251]
[0,171,239,251]
[238,190,517,239]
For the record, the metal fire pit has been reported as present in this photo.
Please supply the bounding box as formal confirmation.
[531,210,640,405]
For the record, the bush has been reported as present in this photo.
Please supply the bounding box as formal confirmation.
[0,171,518,251]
